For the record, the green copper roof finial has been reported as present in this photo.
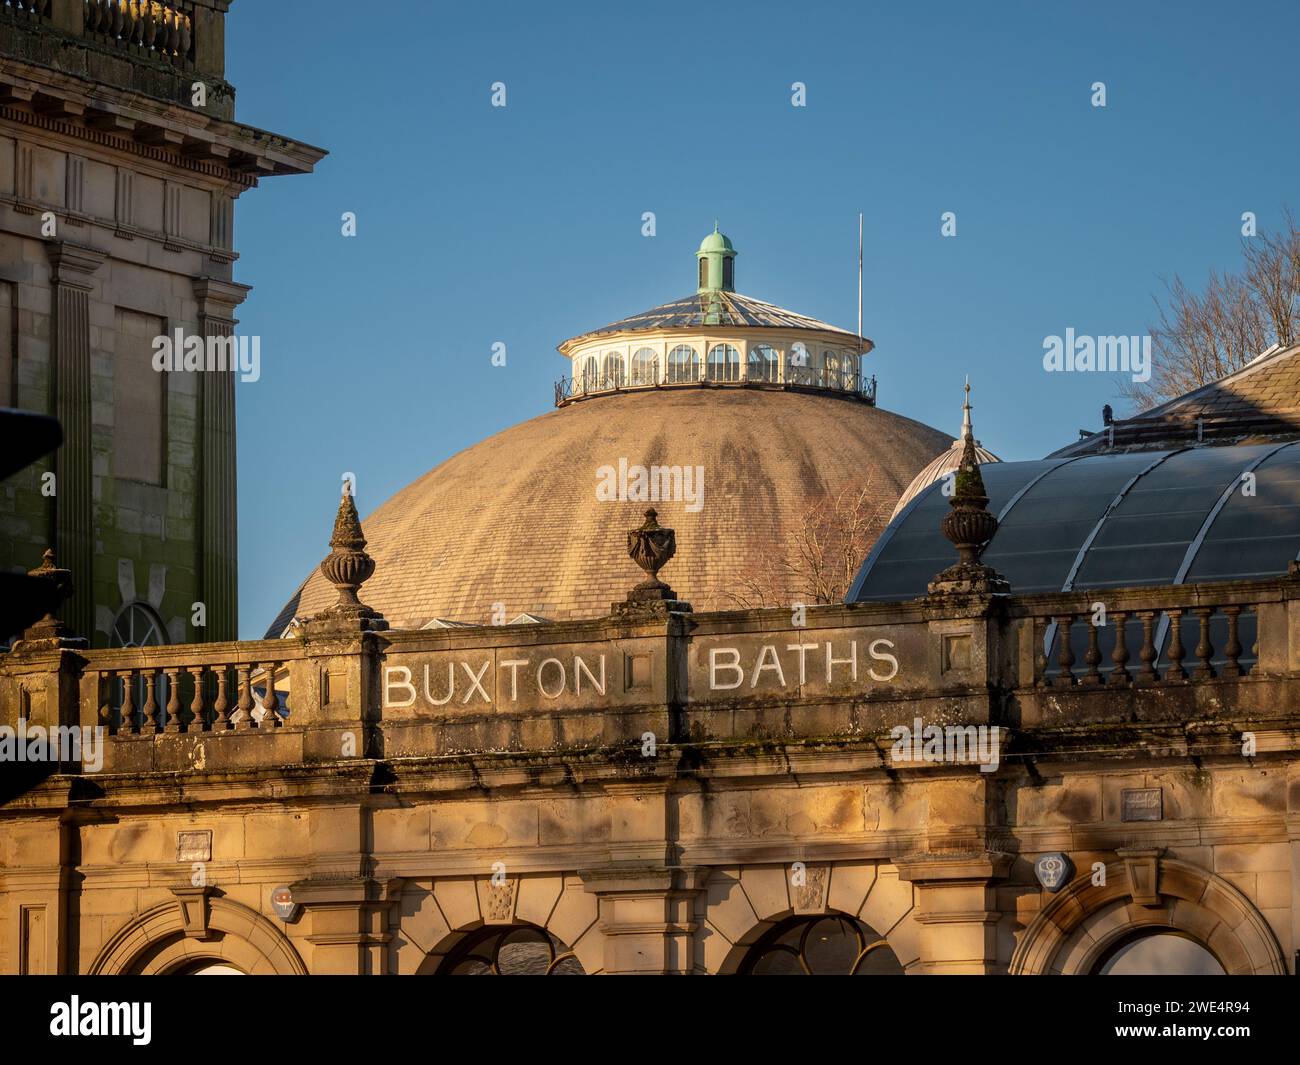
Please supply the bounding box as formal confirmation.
[696,223,737,294]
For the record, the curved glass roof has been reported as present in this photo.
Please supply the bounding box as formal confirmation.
[561,291,863,348]
[848,441,1300,602]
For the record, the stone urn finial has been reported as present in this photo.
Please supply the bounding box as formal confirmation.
[929,382,1009,596]
[314,489,386,628]
[614,509,692,616]
[23,546,78,641]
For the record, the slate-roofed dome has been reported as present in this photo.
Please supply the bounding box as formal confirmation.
[268,388,951,634]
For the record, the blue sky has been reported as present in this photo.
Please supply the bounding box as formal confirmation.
[226,0,1300,637]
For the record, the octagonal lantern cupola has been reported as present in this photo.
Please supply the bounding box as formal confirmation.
[697,222,736,293]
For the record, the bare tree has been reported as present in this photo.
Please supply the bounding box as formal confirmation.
[1122,210,1299,410]
[726,484,892,609]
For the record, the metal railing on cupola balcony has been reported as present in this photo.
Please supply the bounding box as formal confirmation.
[82,0,194,66]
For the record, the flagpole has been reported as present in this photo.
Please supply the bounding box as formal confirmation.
[857,212,863,358]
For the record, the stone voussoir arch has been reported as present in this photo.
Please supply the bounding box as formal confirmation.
[90,893,309,976]
[707,862,921,975]
[1011,854,1286,975]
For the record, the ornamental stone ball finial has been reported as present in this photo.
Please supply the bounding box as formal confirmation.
[929,382,1009,597]
[314,487,386,628]
[614,508,692,616]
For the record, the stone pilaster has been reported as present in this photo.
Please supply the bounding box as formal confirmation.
[290,877,403,975]
[45,241,105,644]
[895,850,1012,974]
[193,278,249,642]
[579,866,708,974]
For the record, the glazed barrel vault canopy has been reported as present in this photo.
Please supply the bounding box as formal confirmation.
[851,441,1300,603]
[269,389,951,635]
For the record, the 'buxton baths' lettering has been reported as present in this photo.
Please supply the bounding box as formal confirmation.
[382,639,900,710]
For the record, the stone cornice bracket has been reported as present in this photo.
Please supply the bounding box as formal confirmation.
[46,240,106,289]
[192,276,251,320]
[895,849,1014,886]
[171,884,219,941]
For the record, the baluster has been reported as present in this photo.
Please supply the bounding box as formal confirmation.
[1136,611,1158,683]
[142,669,160,732]
[110,0,123,37]
[1052,616,1075,688]
[178,12,191,58]
[188,665,206,731]
[1109,611,1131,684]
[1222,606,1244,677]
[119,669,137,733]
[164,666,182,732]
[1165,609,1187,682]
[98,672,114,734]
[1082,618,1102,685]
[213,666,232,729]
[235,665,255,729]
[1032,616,1048,687]
[257,662,282,727]
[1192,607,1216,680]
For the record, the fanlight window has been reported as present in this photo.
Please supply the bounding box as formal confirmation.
[631,347,659,385]
[739,915,904,975]
[1095,931,1225,975]
[706,343,740,382]
[438,924,585,975]
[111,601,167,648]
[667,344,700,383]
[602,352,625,388]
[748,344,779,382]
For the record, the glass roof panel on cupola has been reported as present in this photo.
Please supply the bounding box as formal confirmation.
[558,224,867,349]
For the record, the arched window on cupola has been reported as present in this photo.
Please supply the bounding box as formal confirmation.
[580,355,598,393]
[842,352,858,390]
[824,351,839,389]
[707,344,740,382]
[667,344,699,383]
[603,352,625,389]
[749,344,779,382]
[631,347,659,386]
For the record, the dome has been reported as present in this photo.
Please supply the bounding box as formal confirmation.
[697,225,735,254]
[269,388,951,634]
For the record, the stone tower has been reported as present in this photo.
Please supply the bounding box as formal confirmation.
[0,0,324,646]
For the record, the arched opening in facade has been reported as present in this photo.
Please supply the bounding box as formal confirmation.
[738,914,904,975]
[109,601,168,715]
[435,923,585,975]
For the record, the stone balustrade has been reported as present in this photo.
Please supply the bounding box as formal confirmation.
[3,575,1299,778]
[82,0,193,65]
